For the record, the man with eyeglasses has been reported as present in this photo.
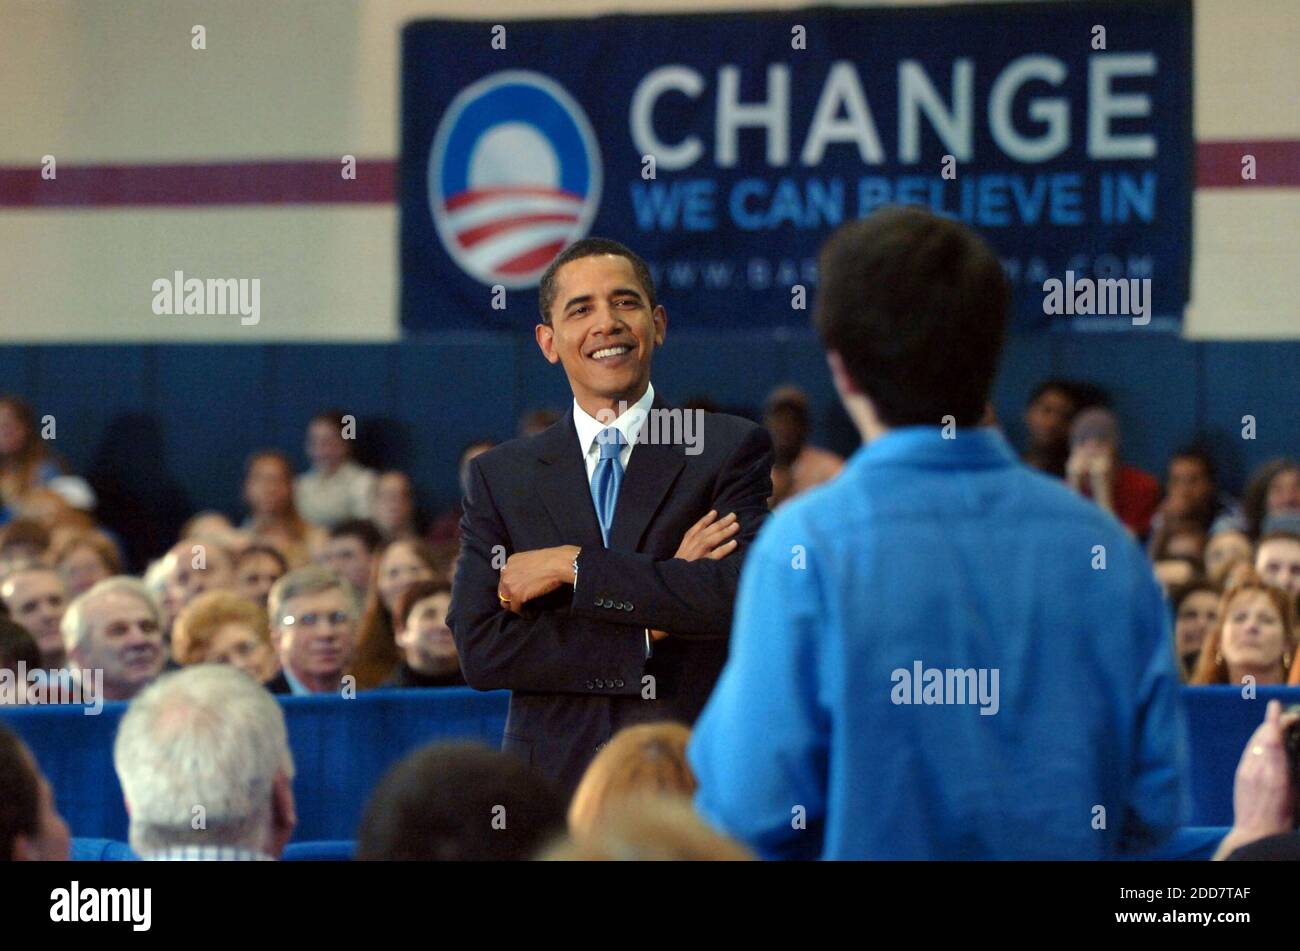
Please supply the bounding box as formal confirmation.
[265,565,359,696]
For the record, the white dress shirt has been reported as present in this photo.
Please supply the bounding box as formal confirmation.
[572,381,655,482]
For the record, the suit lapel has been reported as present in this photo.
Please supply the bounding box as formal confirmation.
[609,395,686,552]
[535,409,606,550]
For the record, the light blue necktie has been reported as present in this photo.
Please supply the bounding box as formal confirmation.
[590,426,626,547]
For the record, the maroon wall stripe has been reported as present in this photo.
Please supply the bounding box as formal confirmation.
[1196,139,1300,188]
[0,142,1295,208]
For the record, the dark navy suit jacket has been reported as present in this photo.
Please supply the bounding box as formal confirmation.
[448,394,772,793]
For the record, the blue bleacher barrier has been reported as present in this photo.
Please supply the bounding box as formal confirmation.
[70,838,138,861]
[7,684,1297,842]
[1,686,509,842]
[70,839,356,861]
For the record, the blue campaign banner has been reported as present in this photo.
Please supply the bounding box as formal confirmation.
[401,1,1192,335]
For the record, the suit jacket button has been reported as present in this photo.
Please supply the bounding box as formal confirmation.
[586,680,595,689]
[614,679,625,688]
[613,600,624,610]
[595,678,605,688]
[594,597,603,607]
[623,602,633,611]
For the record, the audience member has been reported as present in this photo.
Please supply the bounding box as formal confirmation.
[294,410,378,529]
[1150,447,1242,542]
[113,665,296,860]
[0,724,71,861]
[1243,458,1300,539]
[161,537,236,613]
[1066,407,1162,537]
[51,529,122,597]
[1170,580,1220,681]
[356,742,566,861]
[171,590,279,684]
[0,618,42,695]
[0,563,68,669]
[1149,517,1207,566]
[568,722,696,840]
[234,543,288,608]
[426,440,496,545]
[541,797,752,861]
[319,519,382,601]
[0,396,80,521]
[353,538,439,689]
[0,519,50,569]
[1204,526,1254,587]
[181,510,249,556]
[387,579,464,688]
[242,450,324,567]
[518,408,561,438]
[61,577,166,702]
[1020,379,1079,478]
[688,206,1186,859]
[264,565,358,695]
[1190,572,1294,686]
[764,385,843,507]
[372,471,418,542]
[1256,531,1300,603]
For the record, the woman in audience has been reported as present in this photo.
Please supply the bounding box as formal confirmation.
[567,722,697,840]
[372,470,419,542]
[294,410,378,530]
[170,589,279,684]
[51,530,121,597]
[352,538,440,688]
[1204,527,1254,588]
[1190,572,1295,687]
[241,450,323,568]
[1243,458,1300,540]
[1170,579,1220,681]
[385,579,464,688]
[0,397,63,516]
[0,724,71,861]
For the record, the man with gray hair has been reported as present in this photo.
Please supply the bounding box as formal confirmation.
[62,577,166,702]
[114,665,296,860]
[264,565,359,695]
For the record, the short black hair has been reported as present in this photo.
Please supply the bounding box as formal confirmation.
[537,237,657,324]
[0,618,41,672]
[814,206,1009,427]
[329,519,383,553]
[356,742,566,861]
[1027,378,1077,408]
[0,724,40,862]
[1170,444,1218,483]
[235,543,290,575]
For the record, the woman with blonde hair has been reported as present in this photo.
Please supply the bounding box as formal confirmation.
[567,722,697,840]
[171,589,279,684]
[1190,571,1295,687]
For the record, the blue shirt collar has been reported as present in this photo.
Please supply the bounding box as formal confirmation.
[281,665,312,696]
[850,425,1018,471]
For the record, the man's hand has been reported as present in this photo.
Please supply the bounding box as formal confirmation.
[498,545,580,614]
[1213,699,1300,859]
[674,510,739,562]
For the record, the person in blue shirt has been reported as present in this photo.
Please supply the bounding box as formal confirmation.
[688,206,1189,860]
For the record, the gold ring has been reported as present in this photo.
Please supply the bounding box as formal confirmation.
[498,593,511,604]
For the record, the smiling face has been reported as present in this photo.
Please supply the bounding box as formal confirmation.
[274,586,356,689]
[72,590,165,701]
[1205,531,1253,586]
[208,621,279,683]
[1,569,67,666]
[1256,537,1300,597]
[376,542,436,614]
[1219,589,1289,677]
[536,254,666,416]
[395,592,458,675]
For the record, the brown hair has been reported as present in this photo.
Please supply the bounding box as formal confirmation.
[394,579,452,631]
[51,530,123,576]
[171,590,270,666]
[1190,571,1296,685]
[353,539,442,689]
[0,397,58,506]
[567,722,697,839]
